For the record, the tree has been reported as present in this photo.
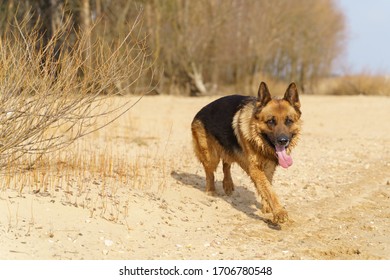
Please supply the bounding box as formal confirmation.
[0,0,346,95]
[142,0,345,94]
[263,0,345,92]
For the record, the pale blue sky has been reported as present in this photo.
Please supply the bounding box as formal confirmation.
[337,0,390,74]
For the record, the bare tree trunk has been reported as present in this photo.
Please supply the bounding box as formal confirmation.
[299,63,306,93]
[4,0,15,35]
[188,63,207,96]
[80,0,91,32]
[50,0,63,35]
[95,0,102,19]
[80,0,92,69]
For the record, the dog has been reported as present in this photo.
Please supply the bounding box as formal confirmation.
[191,82,301,223]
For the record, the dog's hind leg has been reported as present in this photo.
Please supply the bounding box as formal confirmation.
[197,143,219,195]
[191,120,219,195]
[203,159,219,195]
[222,161,234,196]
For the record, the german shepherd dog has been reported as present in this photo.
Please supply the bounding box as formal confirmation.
[191,82,301,223]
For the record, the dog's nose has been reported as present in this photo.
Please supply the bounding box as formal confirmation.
[276,136,289,146]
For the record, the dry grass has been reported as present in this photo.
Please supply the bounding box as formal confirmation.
[246,73,390,97]
[313,74,390,96]
[0,116,172,227]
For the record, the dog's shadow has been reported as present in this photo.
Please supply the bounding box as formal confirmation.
[171,171,281,230]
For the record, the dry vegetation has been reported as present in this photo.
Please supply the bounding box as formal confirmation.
[1,0,346,95]
[0,12,151,170]
[314,74,390,96]
[0,95,174,237]
[0,9,155,233]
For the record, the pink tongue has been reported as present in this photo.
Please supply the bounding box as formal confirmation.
[276,145,293,168]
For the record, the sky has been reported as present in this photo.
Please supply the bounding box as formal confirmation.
[337,0,390,75]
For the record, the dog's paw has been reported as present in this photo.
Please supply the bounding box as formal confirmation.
[272,209,289,224]
[222,179,234,196]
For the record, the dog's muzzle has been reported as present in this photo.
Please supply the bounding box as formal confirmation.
[276,135,290,147]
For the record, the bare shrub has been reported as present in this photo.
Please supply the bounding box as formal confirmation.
[0,13,151,170]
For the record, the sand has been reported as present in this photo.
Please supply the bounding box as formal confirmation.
[0,94,389,260]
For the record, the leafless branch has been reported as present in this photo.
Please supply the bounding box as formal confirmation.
[0,12,152,170]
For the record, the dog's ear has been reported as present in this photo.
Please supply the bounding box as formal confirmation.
[257,82,272,106]
[284,82,301,111]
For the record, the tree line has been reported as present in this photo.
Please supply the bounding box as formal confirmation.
[0,0,345,95]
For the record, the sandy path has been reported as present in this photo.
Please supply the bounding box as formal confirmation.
[0,94,389,259]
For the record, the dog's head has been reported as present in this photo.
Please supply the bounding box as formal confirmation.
[253,82,302,168]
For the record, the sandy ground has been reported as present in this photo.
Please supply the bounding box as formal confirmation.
[0,94,389,260]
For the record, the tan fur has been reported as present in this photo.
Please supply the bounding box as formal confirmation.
[191,119,240,194]
[191,83,301,224]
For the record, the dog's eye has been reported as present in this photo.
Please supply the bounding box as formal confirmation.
[266,119,276,126]
[285,118,294,126]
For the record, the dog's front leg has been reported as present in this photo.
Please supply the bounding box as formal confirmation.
[247,164,288,223]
